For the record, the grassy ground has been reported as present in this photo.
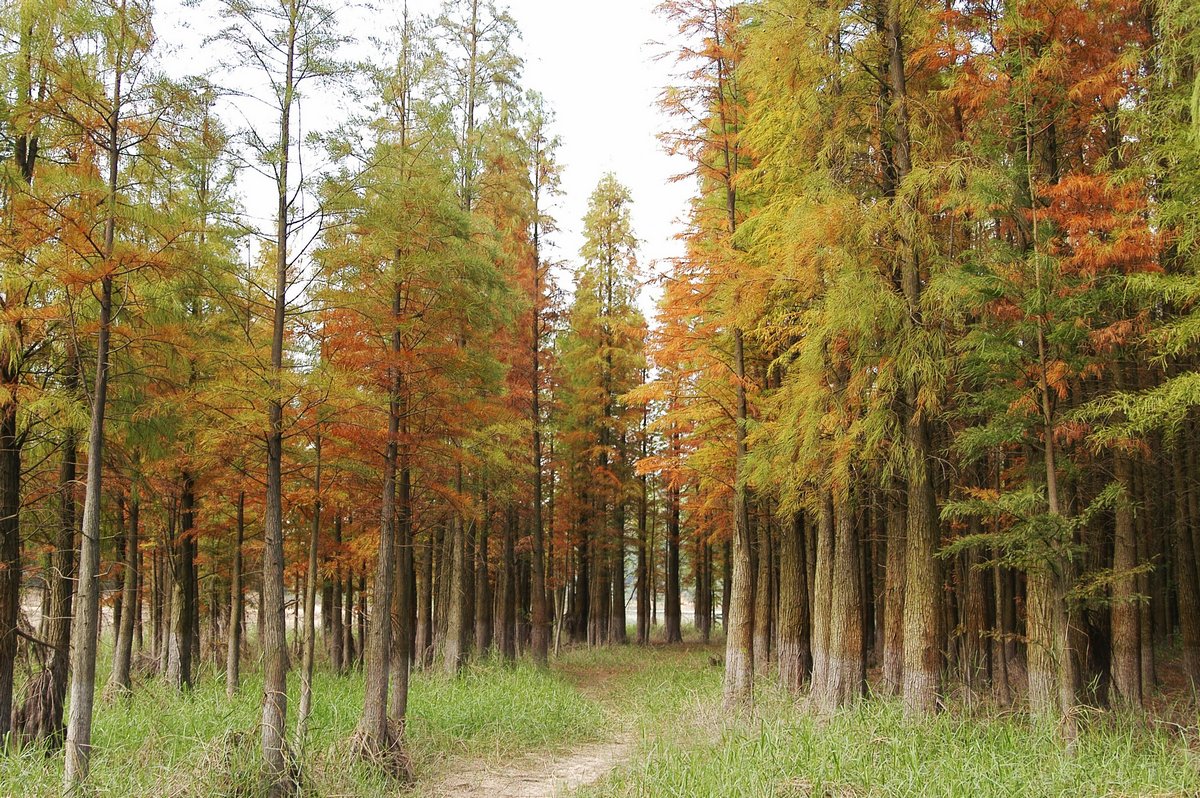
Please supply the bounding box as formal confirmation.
[578,641,1200,798]
[3,639,1198,797]
[1,656,606,797]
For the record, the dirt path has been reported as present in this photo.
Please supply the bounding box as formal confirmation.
[424,735,634,798]
[423,660,639,798]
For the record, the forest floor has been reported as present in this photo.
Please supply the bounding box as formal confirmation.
[3,638,1200,797]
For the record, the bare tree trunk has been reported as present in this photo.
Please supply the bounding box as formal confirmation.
[13,419,76,747]
[818,490,864,713]
[63,32,123,782]
[810,490,835,709]
[296,434,321,745]
[107,496,139,695]
[778,512,811,694]
[1111,452,1142,707]
[664,481,682,644]
[226,492,245,697]
[881,487,906,696]
[753,512,772,668]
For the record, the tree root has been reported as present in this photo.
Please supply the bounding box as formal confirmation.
[350,719,414,785]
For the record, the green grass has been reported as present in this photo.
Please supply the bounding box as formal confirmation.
[580,645,1200,798]
[0,657,607,797]
[4,642,1198,797]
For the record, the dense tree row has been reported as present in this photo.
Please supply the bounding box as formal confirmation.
[648,0,1200,731]
[0,0,674,791]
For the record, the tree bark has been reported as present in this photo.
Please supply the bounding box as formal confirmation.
[778,512,811,694]
[107,496,139,695]
[226,492,245,697]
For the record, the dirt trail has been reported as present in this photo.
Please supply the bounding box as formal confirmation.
[424,735,634,798]
[424,662,637,798]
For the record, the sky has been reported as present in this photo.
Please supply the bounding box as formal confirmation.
[161,0,696,321]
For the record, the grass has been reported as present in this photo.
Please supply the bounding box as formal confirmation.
[0,655,607,797]
[579,643,1200,798]
[4,639,1198,797]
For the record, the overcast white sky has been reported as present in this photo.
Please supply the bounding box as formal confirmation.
[162,0,695,319]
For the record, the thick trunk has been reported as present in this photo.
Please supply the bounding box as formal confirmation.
[778,512,811,694]
[809,491,835,709]
[753,512,772,668]
[440,485,467,674]
[1110,452,1141,707]
[723,328,753,706]
[391,459,413,723]
[1172,447,1200,686]
[818,491,864,713]
[168,475,197,690]
[13,431,76,747]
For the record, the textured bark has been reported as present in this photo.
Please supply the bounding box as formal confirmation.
[809,491,835,709]
[356,325,400,760]
[664,482,682,644]
[753,512,772,668]
[1172,447,1200,686]
[167,475,197,690]
[107,496,139,695]
[1110,452,1141,707]
[474,501,492,656]
[12,429,75,748]
[0,379,21,739]
[63,44,122,780]
[777,512,811,694]
[225,492,244,696]
[722,327,753,707]
[881,488,905,696]
[391,457,414,723]
[818,491,864,713]
[635,464,649,644]
[329,512,343,675]
[296,434,321,744]
[440,495,467,674]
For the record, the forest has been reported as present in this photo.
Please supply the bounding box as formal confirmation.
[1,0,1200,795]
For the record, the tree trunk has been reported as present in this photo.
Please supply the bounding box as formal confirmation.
[881,487,906,696]
[664,482,682,644]
[63,46,122,781]
[296,434,321,745]
[107,496,139,695]
[778,512,811,694]
[227,492,245,697]
[1111,451,1141,707]
[818,490,864,713]
[12,426,76,748]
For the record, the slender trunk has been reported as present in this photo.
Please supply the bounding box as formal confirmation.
[63,26,122,781]
[226,492,245,697]
[664,482,682,643]
[881,487,906,695]
[107,496,139,694]
[1111,451,1141,707]
[296,434,321,744]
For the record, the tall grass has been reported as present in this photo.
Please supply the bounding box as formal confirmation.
[581,645,1200,798]
[0,658,606,797]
